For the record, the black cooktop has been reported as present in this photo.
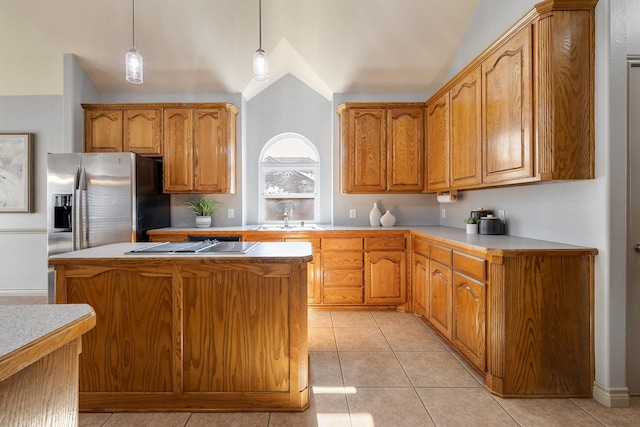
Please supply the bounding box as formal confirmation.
[127,241,259,254]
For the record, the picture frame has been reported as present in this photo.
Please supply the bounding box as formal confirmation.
[0,133,33,213]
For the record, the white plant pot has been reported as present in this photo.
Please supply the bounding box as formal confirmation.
[195,216,212,228]
[466,223,478,234]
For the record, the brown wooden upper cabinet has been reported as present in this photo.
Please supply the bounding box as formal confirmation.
[163,105,237,194]
[338,103,425,194]
[427,68,482,192]
[425,0,596,192]
[83,105,162,156]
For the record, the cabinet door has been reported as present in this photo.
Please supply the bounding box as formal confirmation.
[450,67,482,188]
[84,109,123,152]
[124,109,162,156]
[412,252,429,318]
[452,272,486,371]
[429,260,452,338]
[193,108,234,193]
[365,250,406,304]
[387,108,425,192]
[482,26,533,184]
[163,109,194,192]
[426,94,450,192]
[342,108,387,193]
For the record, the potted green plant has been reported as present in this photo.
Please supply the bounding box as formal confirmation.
[464,216,479,234]
[185,197,223,228]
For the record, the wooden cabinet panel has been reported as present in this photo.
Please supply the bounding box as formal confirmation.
[387,108,425,192]
[323,287,363,304]
[413,237,429,257]
[365,251,406,304]
[429,260,452,338]
[66,270,174,393]
[452,251,486,281]
[322,251,363,269]
[450,67,482,188]
[323,270,363,287]
[412,252,429,318]
[163,108,194,192]
[482,26,533,184]
[84,109,123,152]
[430,244,452,266]
[194,108,234,193]
[124,108,162,156]
[365,235,406,251]
[426,93,449,192]
[322,237,363,251]
[342,108,387,193]
[183,271,290,392]
[452,272,486,371]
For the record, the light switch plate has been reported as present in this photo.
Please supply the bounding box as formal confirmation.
[349,208,357,219]
[227,208,234,219]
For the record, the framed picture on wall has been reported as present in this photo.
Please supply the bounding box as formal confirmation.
[0,133,33,213]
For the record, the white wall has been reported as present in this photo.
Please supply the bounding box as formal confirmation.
[0,96,64,295]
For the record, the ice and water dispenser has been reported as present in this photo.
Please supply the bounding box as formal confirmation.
[52,194,72,231]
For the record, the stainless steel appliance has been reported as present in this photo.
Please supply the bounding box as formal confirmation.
[47,152,170,302]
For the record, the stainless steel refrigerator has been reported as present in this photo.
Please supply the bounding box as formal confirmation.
[47,152,170,302]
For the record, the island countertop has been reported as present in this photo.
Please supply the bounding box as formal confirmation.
[49,241,313,264]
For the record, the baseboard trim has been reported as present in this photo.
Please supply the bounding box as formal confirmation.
[592,381,630,408]
[0,289,48,297]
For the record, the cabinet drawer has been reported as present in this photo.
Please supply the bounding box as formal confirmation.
[323,287,364,304]
[323,252,363,269]
[365,236,406,251]
[323,270,364,287]
[430,244,452,266]
[412,238,429,257]
[322,237,363,251]
[284,237,321,250]
[453,252,486,281]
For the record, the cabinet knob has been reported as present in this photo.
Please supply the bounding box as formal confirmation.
[634,242,640,253]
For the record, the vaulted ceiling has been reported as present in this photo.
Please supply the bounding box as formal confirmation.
[0,0,481,99]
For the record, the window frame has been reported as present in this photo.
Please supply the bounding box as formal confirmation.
[258,132,320,224]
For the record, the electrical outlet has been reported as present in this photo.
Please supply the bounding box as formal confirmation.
[349,208,357,219]
[441,208,446,219]
[227,208,234,219]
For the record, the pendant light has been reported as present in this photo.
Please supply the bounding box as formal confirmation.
[125,0,143,84]
[253,0,269,83]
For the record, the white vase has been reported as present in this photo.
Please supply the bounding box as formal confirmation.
[466,223,478,234]
[195,216,211,228]
[380,209,396,227]
[369,202,382,226]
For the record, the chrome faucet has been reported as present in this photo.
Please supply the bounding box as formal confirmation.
[283,208,289,227]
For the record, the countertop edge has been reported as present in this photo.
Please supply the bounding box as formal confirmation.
[0,305,96,381]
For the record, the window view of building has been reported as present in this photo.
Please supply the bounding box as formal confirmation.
[259,133,319,223]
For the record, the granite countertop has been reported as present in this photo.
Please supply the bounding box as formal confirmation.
[149,225,597,253]
[0,304,95,361]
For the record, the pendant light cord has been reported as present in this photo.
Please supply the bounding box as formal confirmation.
[258,0,262,50]
[132,0,136,48]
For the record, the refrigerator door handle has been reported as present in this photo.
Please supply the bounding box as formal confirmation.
[75,167,87,250]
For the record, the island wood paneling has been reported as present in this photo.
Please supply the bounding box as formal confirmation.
[53,256,309,412]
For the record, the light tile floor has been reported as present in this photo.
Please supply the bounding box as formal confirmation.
[2,297,639,426]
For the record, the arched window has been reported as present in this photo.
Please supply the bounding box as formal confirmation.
[259,133,320,224]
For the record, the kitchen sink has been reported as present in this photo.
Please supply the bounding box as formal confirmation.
[253,224,323,231]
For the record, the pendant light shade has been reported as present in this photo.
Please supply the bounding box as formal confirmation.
[253,0,269,83]
[126,48,143,84]
[125,0,143,84]
[253,48,268,83]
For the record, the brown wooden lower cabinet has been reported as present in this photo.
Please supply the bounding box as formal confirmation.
[410,233,596,398]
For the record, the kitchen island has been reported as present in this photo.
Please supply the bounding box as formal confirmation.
[49,241,312,412]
